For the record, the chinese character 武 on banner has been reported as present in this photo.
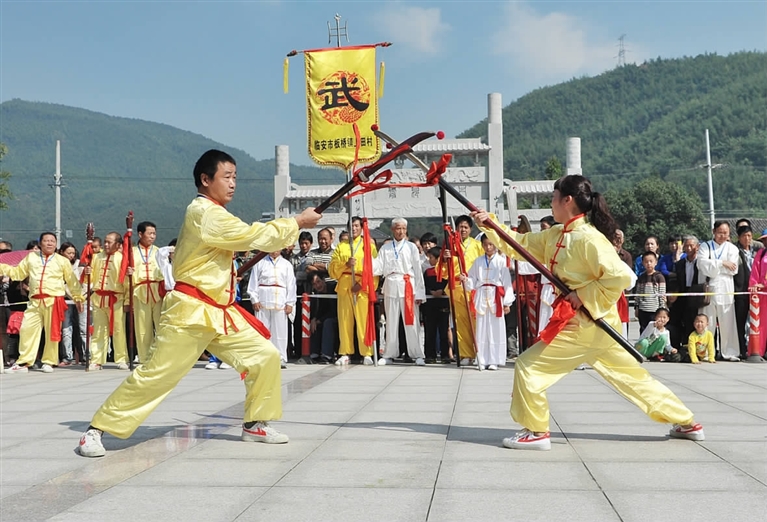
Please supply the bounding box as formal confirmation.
[304,45,380,170]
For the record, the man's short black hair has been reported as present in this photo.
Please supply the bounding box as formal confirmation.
[194,149,236,188]
[138,221,157,234]
[426,246,441,258]
[39,231,56,243]
[420,232,438,245]
[299,231,313,243]
[455,215,473,228]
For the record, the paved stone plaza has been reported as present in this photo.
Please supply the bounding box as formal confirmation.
[1,347,765,522]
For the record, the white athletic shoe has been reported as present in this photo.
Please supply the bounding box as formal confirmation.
[41,364,54,373]
[87,363,102,371]
[241,422,289,444]
[669,423,705,441]
[487,364,498,371]
[280,358,288,369]
[335,355,350,366]
[117,363,129,370]
[502,429,551,451]
[78,429,106,457]
[7,364,28,374]
[377,358,392,366]
[219,362,232,370]
[415,358,425,366]
[363,356,374,366]
[205,361,219,370]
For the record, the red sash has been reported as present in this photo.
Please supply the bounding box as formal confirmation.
[481,283,506,317]
[617,292,629,323]
[403,274,415,325]
[94,290,120,335]
[174,281,270,339]
[539,295,577,344]
[30,293,68,341]
[135,279,162,304]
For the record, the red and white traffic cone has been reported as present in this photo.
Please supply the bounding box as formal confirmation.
[301,293,311,360]
[746,292,765,363]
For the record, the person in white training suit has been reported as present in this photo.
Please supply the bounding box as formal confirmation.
[373,218,426,366]
[248,250,296,367]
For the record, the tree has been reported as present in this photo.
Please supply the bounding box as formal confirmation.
[544,156,563,180]
[0,143,12,210]
[607,176,710,255]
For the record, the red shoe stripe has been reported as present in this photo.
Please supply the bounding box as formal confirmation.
[520,432,550,442]
[243,427,266,437]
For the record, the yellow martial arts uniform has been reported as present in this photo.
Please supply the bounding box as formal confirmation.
[482,215,695,432]
[329,236,379,357]
[131,244,164,363]
[90,251,129,366]
[446,236,483,359]
[0,253,83,366]
[91,196,298,438]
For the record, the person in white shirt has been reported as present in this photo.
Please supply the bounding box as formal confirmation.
[696,221,740,361]
[464,235,515,370]
[373,218,426,366]
[248,250,296,367]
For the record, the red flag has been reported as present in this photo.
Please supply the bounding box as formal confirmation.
[361,218,378,347]
[78,243,93,284]
[119,229,133,284]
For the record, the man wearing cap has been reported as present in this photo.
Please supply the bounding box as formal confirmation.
[747,229,767,358]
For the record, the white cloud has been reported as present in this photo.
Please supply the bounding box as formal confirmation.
[376,5,450,54]
[493,2,636,80]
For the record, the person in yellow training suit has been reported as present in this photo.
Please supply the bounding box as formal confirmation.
[130,221,164,364]
[328,216,379,366]
[445,215,484,364]
[89,232,129,370]
[472,175,705,451]
[1,232,84,374]
[77,149,322,457]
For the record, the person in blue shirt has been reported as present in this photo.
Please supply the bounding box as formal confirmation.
[634,235,660,276]
[658,235,685,277]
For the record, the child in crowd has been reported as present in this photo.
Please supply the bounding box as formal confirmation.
[463,235,514,370]
[635,251,666,332]
[687,314,716,364]
[422,247,451,364]
[635,307,679,361]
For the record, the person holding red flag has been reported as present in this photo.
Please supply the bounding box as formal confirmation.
[0,232,84,373]
[87,232,129,370]
[329,216,379,366]
[373,218,426,366]
[78,149,321,457]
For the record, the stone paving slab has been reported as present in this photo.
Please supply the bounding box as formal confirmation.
[1,351,766,522]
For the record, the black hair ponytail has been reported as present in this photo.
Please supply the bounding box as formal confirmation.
[553,175,618,241]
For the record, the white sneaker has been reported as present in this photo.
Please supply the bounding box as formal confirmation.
[117,363,129,370]
[669,423,705,441]
[78,429,106,457]
[334,355,350,366]
[280,358,288,369]
[241,421,289,444]
[205,361,219,370]
[7,363,28,374]
[87,363,102,371]
[415,358,425,366]
[725,356,740,362]
[219,362,232,370]
[363,356,374,366]
[377,358,392,366]
[488,364,498,371]
[459,358,471,366]
[502,429,551,451]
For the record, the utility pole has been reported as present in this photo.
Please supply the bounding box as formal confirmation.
[616,34,626,67]
[52,141,63,245]
[704,129,715,229]
[328,13,349,48]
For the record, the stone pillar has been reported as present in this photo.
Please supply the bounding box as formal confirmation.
[274,145,291,218]
[487,93,504,215]
[566,137,582,176]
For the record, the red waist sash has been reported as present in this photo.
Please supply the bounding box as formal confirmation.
[480,283,506,317]
[94,290,120,335]
[174,281,270,339]
[135,279,163,304]
[30,293,68,341]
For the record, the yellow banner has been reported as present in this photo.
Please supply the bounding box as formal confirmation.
[305,46,380,170]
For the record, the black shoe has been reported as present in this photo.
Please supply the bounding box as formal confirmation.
[424,358,437,365]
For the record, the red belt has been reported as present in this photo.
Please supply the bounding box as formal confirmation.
[174,281,270,339]
[135,279,163,304]
[31,293,68,341]
[94,290,120,335]
[480,283,506,317]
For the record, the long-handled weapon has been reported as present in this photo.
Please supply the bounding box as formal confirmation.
[438,188,463,367]
[82,223,95,371]
[236,131,436,279]
[125,211,136,370]
[373,128,644,364]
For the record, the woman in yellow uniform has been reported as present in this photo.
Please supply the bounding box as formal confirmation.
[473,175,704,451]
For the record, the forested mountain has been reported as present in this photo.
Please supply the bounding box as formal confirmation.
[460,51,766,217]
[0,100,335,246]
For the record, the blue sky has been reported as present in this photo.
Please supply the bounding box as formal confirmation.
[2,1,765,167]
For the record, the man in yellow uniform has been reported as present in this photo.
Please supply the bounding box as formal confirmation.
[328,217,379,366]
[131,221,164,363]
[78,149,321,457]
[89,232,129,370]
[1,232,84,373]
[446,215,483,364]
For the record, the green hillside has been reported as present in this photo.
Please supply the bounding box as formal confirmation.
[0,100,338,247]
[460,51,767,217]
